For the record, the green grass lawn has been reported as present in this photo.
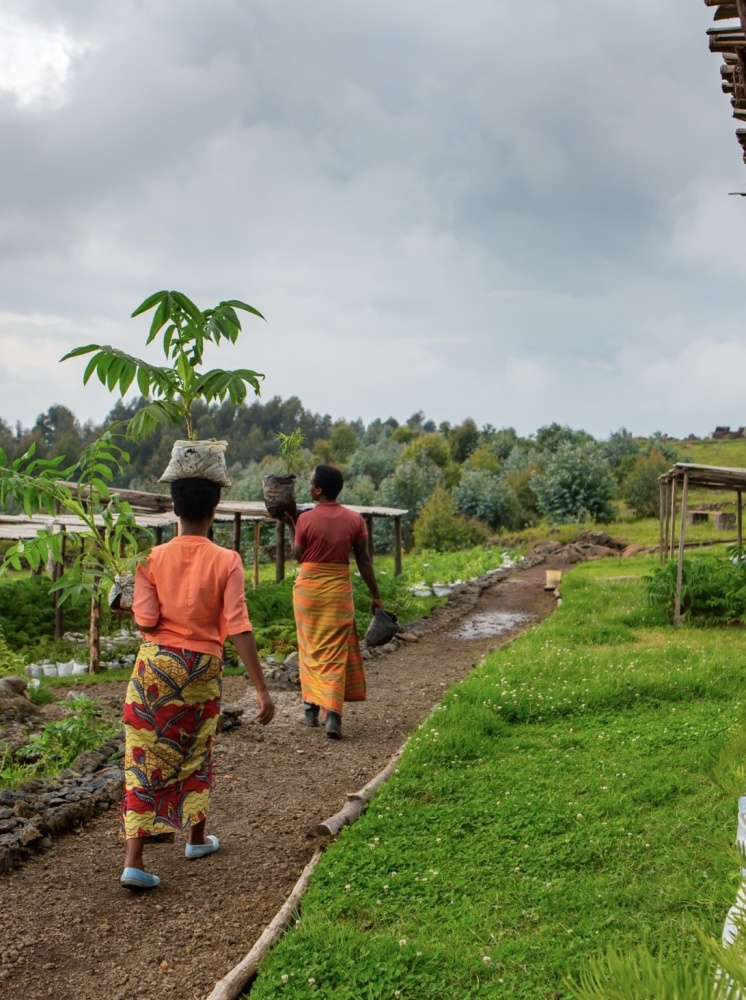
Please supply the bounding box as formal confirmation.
[248,555,746,998]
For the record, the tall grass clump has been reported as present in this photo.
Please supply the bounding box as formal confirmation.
[249,556,743,999]
[646,550,746,624]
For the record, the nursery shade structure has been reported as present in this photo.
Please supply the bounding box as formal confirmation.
[52,483,409,581]
[0,489,408,646]
[658,462,746,624]
[0,485,408,638]
[703,0,746,165]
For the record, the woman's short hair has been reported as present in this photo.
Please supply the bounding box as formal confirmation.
[171,478,221,521]
[313,464,344,500]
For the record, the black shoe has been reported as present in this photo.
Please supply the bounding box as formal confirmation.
[325,710,342,739]
[299,702,320,727]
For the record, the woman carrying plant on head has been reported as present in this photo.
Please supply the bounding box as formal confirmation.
[284,464,382,740]
[120,477,274,890]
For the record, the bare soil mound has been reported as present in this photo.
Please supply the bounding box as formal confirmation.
[0,562,562,1000]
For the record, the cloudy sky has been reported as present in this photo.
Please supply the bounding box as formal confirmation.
[0,0,744,440]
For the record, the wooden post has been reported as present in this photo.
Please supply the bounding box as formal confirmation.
[253,522,260,591]
[233,513,242,554]
[364,514,374,561]
[669,478,677,561]
[89,585,101,673]
[658,480,665,565]
[156,526,163,545]
[275,521,285,582]
[53,529,66,639]
[394,516,403,576]
[737,0,746,34]
[738,490,743,549]
[674,472,689,626]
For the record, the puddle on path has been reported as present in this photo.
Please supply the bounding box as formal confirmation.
[454,610,533,640]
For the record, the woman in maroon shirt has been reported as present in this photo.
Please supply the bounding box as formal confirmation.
[285,465,382,739]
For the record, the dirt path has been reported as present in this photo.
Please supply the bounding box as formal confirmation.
[0,563,561,1000]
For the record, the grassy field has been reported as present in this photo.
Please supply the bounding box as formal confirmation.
[684,437,746,469]
[248,554,745,999]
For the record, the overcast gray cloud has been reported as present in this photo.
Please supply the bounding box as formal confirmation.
[0,0,743,439]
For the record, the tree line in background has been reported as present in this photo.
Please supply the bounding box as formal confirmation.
[0,397,682,552]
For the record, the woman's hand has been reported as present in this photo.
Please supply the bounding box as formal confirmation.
[370,597,383,613]
[254,688,275,726]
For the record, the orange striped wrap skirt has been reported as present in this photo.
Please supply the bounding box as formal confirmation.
[293,562,366,715]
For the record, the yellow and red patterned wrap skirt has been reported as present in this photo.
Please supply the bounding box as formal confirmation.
[292,562,366,715]
[121,643,221,840]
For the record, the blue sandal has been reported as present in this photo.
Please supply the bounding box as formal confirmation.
[120,867,160,890]
[185,834,220,859]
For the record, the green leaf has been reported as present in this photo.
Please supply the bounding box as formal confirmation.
[170,290,204,326]
[127,401,183,439]
[224,299,266,321]
[131,290,168,318]
[83,353,102,386]
[60,343,101,361]
[136,365,152,397]
[148,296,170,340]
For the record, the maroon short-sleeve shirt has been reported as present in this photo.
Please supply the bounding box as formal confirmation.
[295,502,367,564]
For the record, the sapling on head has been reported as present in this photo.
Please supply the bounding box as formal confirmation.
[60,289,266,441]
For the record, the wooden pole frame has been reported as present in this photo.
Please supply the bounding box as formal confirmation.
[232,512,241,554]
[394,516,403,577]
[53,529,66,640]
[674,471,689,626]
[364,514,374,561]
[669,478,678,561]
[275,521,285,582]
[253,522,260,591]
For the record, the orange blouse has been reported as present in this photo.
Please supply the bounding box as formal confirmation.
[133,536,252,657]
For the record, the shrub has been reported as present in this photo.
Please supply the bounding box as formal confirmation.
[0,627,25,677]
[453,469,521,530]
[379,458,442,550]
[645,554,746,624]
[0,576,89,651]
[18,696,117,774]
[532,441,616,524]
[413,486,490,552]
[621,448,670,518]
[346,437,403,488]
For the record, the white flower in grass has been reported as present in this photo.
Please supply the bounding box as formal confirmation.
[308,977,316,985]
[483,956,492,964]
[399,938,407,946]
[281,974,289,983]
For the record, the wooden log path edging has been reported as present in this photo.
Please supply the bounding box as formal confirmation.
[206,745,407,1000]
[205,849,322,1000]
[207,743,406,1000]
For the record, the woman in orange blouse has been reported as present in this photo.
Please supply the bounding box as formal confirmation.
[120,477,274,890]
